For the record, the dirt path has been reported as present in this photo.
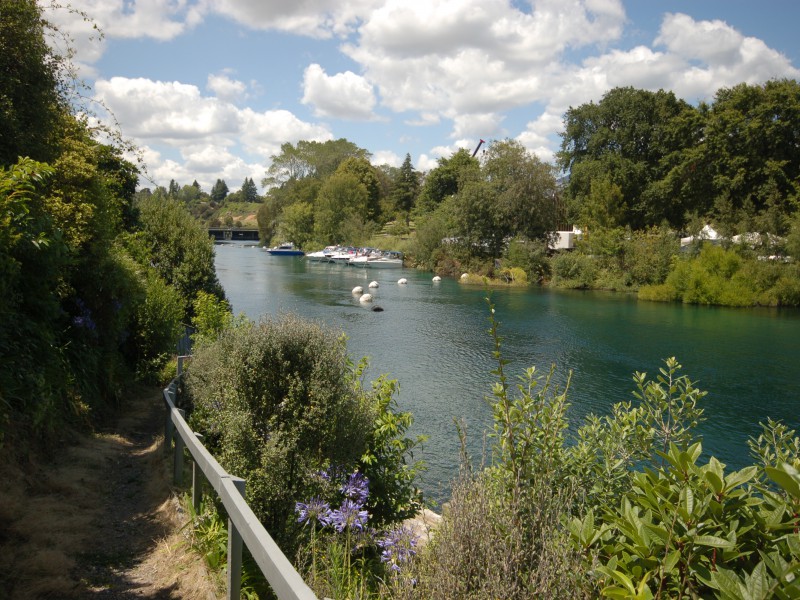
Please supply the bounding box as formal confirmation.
[0,385,220,599]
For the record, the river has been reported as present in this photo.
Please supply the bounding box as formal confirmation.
[214,243,800,502]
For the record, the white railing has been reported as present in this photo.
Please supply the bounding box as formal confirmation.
[163,356,318,600]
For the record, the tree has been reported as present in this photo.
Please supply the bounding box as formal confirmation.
[241,177,260,203]
[0,0,70,167]
[277,201,314,248]
[131,191,225,318]
[558,87,704,229]
[263,139,370,187]
[449,140,559,258]
[416,148,480,214]
[210,178,229,203]
[168,179,180,198]
[314,172,368,244]
[335,156,382,221]
[702,80,800,234]
[388,153,420,224]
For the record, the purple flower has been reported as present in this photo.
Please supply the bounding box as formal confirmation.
[329,498,369,533]
[340,471,369,504]
[295,498,332,527]
[377,526,419,572]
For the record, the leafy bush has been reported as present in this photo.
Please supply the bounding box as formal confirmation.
[639,244,800,306]
[186,315,380,552]
[550,251,598,288]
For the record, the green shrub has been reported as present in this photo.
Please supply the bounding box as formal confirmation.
[550,252,598,288]
[185,315,374,552]
[129,269,185,380]
[640,244,800,306]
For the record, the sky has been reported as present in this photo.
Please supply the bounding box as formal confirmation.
[44,0,800,193]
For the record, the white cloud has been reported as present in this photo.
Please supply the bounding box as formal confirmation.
[207,72,248,103]
[301,64,377,119]
[371,150,402,167]
[92,76,333,188]
[203,0,383,38]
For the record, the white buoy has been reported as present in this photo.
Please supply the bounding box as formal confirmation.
[432,275,442,282]
[352,285,364,294]
[359,293,373,303]
[460,273,469,280]
[398,278,408,285]
[369,281,379,288]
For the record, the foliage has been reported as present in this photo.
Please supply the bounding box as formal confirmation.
[449,139,560,259]
[190,290,234,345]
[184,315,375,552]
[131,191,225,317]
[550,251,598,288]
[264,139,370,187]
[414,148,479,215]
[387,153,420,224]
[313,172,370,244]
[558,87,707,230]
[558,82,800,237]
[639,244,800,306]
[360,375,426,527]
[0,0,70,167]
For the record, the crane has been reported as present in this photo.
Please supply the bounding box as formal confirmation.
[472,139,485,157]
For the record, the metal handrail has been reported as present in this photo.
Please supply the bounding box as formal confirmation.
[163,357,317,600]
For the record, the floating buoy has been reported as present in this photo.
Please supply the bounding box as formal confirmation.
[460,273,469,280]
[359,293,373,303]
[371,305,384,312]
[369,281,379,288]
[398,278,408,285]
[352,286,364,294]
[432,275,442,282]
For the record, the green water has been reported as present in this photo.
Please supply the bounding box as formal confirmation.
[215,244,800,501]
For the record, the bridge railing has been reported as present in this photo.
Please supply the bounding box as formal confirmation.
[163,356,318,600]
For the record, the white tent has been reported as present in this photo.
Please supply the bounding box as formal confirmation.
[680,224,720,247]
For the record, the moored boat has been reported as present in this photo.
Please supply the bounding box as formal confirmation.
[306,245,339,261]
[364,250,403,269]
[265,242,304,256]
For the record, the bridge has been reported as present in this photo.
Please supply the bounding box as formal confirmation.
[209,227,260,242]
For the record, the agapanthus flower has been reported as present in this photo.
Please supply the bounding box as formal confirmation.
[329,498,369,533]
[377,525,419,572]
[295,498,332,527]
[340,471,369,504]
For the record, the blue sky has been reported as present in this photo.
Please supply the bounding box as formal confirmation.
[46,0,800,193]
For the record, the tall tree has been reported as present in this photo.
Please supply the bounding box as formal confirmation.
[702,79,800,234]
[264,139,370,187]
[451,139,559,257]
[241,177,260,202]
[210,178,229,203]
[389,153,420,224]
[0,0,70,167]
[313,172,368,244]
[558,87,703,229]
[416,148,480,214]
[335,156,382,221]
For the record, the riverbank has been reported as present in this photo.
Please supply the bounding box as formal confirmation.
[0,384,219,599]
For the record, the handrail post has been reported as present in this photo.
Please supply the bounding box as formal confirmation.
[227,477,246,600]
[164,388,175,456]
[173,408,186,485]
[192,432,205,513]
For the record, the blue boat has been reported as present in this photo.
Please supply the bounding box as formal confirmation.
[264,242,304,256]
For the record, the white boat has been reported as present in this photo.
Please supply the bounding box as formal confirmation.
[348,248,382,268]
[306,245,339,262]
[327,246,357,264]
[364,250,403,269]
